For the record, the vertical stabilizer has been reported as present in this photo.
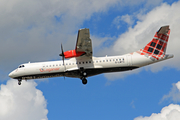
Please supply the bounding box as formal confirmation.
[137,26,170,60]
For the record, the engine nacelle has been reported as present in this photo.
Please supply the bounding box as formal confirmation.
[64,50,86,59]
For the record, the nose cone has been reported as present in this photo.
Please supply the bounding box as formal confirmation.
[9,70,15,78]
[9,72,13,78]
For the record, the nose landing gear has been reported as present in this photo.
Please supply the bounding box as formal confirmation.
[18,79,22,85]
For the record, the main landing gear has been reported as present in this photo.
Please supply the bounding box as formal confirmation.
[18,79,22,85]
[80,67,88,85]
[81,77,87,85]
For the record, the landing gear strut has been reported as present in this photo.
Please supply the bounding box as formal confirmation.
[80,67,88,85]
[18,79,22,85]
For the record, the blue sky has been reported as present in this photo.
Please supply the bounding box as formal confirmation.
[1,0,180,120]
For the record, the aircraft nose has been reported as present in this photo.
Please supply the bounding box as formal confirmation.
[9,71,14,78]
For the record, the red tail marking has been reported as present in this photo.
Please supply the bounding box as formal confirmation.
[137,26,170,60]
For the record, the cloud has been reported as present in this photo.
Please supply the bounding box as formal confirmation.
[0,0,173,81]
[134,104,180,120]
[0,79,48,120]
[136,81,180,120]
[160,81,180,103]
[0,0,121,80]
[112,14,134,29]
[103,1,180,80]
[114,2,180,70]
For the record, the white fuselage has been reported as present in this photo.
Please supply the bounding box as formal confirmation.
[8,52,173,80]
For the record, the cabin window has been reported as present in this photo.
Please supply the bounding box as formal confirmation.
[89,61,91,63]
[106,60,108,62]
[82,62,84,64]
[99,60,101,62]
[103,60,105,62]
[86,61,88,64]
[79,62,81,64]
[109,59,111,62]
[96,61,98,63]
[69,63,71,65]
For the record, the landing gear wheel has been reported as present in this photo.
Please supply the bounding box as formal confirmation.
[82,78,87,85]
[18,79,22,85]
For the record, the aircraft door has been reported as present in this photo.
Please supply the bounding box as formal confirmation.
[127,55,132,66]
[40,64,46,72]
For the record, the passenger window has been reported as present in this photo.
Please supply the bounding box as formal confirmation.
[86,61,88,64]
[89,61,91,63]
[79,62,81,64]
[82,62,84,64]
[106,60,108,62]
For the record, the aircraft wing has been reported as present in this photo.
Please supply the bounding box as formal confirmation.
[75,28,93,58]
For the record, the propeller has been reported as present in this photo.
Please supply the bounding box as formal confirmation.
[59,43,66,80]
[59,43,65,65]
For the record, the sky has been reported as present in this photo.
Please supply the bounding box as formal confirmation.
[1,0,180,120]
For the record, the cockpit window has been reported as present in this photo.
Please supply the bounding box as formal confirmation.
[18,65,25,68]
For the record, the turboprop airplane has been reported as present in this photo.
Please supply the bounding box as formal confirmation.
[9,25,173,85]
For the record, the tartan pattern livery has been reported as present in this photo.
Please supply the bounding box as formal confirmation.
[137,26,170,60]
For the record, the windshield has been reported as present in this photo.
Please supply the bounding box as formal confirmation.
[18,65,25,68]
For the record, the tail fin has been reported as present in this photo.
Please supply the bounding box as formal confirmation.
[138,25,170,60]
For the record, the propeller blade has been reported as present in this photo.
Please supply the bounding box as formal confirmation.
[60,43,65,65]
